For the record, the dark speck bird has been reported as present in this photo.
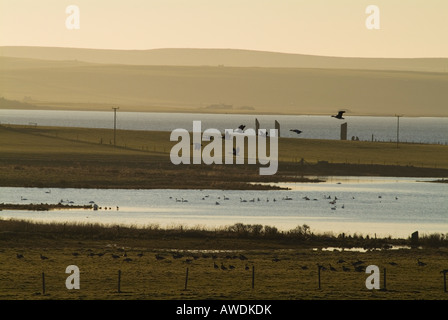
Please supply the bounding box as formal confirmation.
[290,129,302,135]
[155,254,165,260]
[332,110,346,119]
[417,258,427,267]
[40,254,49,260]
[16,254,24,259]
[317,264,327,271]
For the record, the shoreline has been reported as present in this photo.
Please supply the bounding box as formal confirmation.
[2,106,448,118]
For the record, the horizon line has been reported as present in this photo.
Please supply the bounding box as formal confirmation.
[2,45,448,60]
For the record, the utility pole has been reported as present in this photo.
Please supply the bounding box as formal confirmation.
[112,107,119,147]
[395,114,402,149]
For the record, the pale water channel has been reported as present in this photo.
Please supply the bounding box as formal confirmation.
[1,177,446,239]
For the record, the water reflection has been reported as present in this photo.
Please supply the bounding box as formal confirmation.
[0,176,446,239]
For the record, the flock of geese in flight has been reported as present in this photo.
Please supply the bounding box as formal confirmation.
[232,110,347,138]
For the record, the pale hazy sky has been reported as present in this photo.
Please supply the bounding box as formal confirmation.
[1,0,447,58]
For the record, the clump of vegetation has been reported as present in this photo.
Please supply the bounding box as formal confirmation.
[1,219,446,249]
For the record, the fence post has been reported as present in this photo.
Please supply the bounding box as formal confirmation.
[252,266,255,289]
[444,271,447,293]
[42,272,46,295]
[118,270,121,293]
[318,266,321,289]
[184,267,189,290]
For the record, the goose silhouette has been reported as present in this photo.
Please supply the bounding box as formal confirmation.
[332,111,345,119]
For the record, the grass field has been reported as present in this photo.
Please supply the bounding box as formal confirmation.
[1,124,448,300]
[0,220,447,300]
[1,124,448,190]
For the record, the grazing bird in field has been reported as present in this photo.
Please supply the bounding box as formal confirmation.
[173,253,183,259]
[16,254,24,259]
[221,262,227,270]
[342,265,351,272]
[389,261,398,266]
[354,265,366,272]
[239,254,248,260]
[155,254,165,260]
[337,259,346,264]
[331,110,345,119]
[123,257,132,262]
[72,252,80,257]
[229,264,235,270]
[272,257,280,262]
[290,129,302,135]
[417,258,427,267]
[317,264,327,271]
[300,265,308,270]
[245,264,250,271]
[137,252,144,258]
[111,254,120,259]
[214,262,219,269]
[352,260,365,266]
[40,254,49,260]
[329,264,337,272]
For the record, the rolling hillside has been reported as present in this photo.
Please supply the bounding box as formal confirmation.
[1,48,448,116]
[2,46,448,72]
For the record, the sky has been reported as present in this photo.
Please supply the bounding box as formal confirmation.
[0,0,447,58]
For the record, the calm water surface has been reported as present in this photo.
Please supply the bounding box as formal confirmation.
[1,177,446,238]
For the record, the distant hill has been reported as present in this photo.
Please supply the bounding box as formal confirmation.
[1,56,448,117]
[0,97,39,109]
[1,46,448,73]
